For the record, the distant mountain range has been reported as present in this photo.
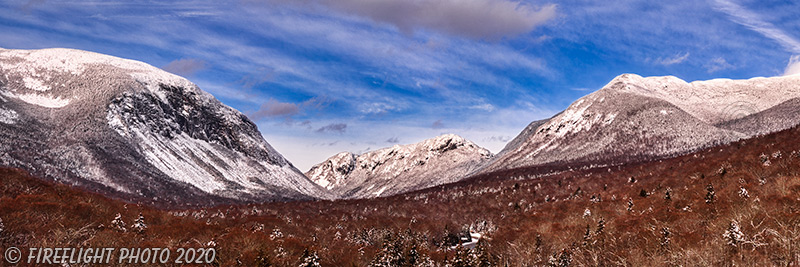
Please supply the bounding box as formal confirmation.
[475,73,800,175]
[305,134,491,199]
[310,73,800,197]
[3,47,800,205]
[0,48,330,206]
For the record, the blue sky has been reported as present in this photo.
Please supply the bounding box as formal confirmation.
[2,0,799,171]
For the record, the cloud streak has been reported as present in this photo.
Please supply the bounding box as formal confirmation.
[657,52,690,66]
[713,0,800,53]
[786,55,800,76]
[706,57,734,73]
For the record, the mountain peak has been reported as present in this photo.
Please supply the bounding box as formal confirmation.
[476,73,800,176]
[306,152,356,190]
[602,74,689,96]
[0,48,330,206]
[306,134,492,198]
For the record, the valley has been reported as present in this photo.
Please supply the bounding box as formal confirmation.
[2,122,800,266]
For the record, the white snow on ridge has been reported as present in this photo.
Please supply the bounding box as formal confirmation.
[307,134,493,198]
[0,48,197,105]
[0,47,329,203]
[0,91,71,108]
[374,186,388,197]
[480,72,800,175]
[607,74,800,124]
[23,77,51,91]
[109,108,316,197]
[0,107,18,124]
[1,48,185,80]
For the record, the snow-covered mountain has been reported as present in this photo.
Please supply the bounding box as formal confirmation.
[306,134,492,199]
[478,73,800,174]
[0,48,331,206]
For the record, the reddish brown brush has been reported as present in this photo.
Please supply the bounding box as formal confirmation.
[3,127,800,266]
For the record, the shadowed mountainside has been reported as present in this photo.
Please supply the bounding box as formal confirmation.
[0,48,331,207]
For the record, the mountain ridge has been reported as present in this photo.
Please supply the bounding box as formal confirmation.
[0,47,331,206]
[475,73,800,177]
[306,134,492,199]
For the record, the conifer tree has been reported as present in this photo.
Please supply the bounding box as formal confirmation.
[298,249,321,267]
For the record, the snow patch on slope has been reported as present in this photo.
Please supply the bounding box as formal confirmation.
[23,77,51,91]
[1,91,71,108]
[306,152,355,190]
[0,107,18,124]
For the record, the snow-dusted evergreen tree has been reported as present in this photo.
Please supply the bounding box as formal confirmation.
[369,233,404,267]
[111,213,126,232]
[449,245,471,267]
[738,187,750,199]
[596,218,605,236]
[271,228,284,240]
[298,249,321,267]
[548,248,572,267]
[660,227,671,248]
[582,225,592,246]
[131,213,147,234]
[705,184,716,203]
[723,220,744,247]
[471,239,495,267]
[406,244,419,266]
[405,243,435,267]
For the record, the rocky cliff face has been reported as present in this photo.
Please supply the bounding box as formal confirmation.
[0,48,331,206]
[306,134,492,199]
[478,73,800,175]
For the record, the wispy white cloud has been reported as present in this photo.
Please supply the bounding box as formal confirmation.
[260,100,556,170]
[656,52,690,66]
[1,0,551,118]
[706,57,734,73]
[785,55,800,76]
[483,135,511,143]
[469,103,496,112]
[8,0,797,172]
[713,0,800,53]
[359,102,399,115]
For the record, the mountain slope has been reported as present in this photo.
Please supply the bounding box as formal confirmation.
[306,134,492,199]
[478,73,800,175]
[0,48,330,206]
